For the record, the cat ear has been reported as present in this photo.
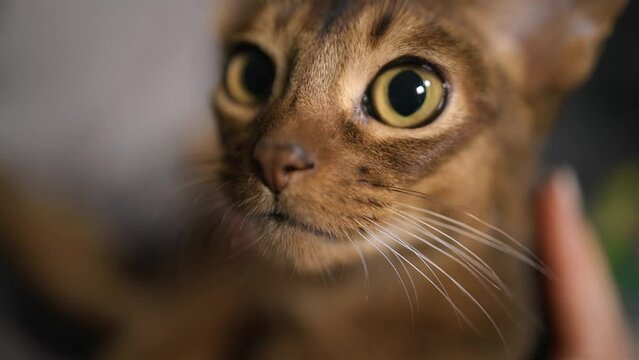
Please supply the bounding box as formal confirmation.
[468,0,627,95]
[214,0,262,40]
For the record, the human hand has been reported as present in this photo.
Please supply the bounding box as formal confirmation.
[537,170,636,359]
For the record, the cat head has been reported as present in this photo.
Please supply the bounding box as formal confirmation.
[208,0,626,272]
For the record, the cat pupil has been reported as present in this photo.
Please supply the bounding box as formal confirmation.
[242,50,275,99]
[388,70,427,117]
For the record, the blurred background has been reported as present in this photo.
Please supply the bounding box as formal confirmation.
[0,0,637,358]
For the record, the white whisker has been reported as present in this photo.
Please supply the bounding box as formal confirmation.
[395,249,420,311]
[386,213,503,296]
[357,219,474,330]
[395,212,528,323]
[355,228,415,318]
[347,233,370,298]
[363,218,507,353]
[393,209,509,296]
[400,203,547,275]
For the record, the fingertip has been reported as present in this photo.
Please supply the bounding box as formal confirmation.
[552,167,585,217]
[536,167,587,256]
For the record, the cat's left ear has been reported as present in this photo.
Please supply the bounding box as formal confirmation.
[469,0,628,95]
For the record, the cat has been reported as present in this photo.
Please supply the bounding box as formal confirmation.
[0,0,628,359]
[179,0,626,358]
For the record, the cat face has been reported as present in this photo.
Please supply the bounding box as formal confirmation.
[209,0,625,272]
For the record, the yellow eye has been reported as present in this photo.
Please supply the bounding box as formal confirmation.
[224,46,276,105]
[367,63,446,128]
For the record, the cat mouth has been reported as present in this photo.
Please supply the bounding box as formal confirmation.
[264,210,334,239]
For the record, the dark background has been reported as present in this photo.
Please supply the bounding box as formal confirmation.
[545,0,639,194]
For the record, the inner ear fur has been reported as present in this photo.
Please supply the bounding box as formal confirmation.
[467,0,628,96]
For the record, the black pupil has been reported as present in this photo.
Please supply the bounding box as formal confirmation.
[388,70,427,117]
[242,50,275,99]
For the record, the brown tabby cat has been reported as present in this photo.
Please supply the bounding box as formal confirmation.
[0,0,628,359]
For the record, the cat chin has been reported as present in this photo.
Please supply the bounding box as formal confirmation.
[242,217,364,274]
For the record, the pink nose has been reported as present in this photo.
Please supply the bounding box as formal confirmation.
[253,140,315,193]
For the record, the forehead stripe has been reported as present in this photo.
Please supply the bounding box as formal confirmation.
[370,1,402,45]
[320,0,356,34]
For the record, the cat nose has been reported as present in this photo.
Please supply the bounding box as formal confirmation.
[253,140,315,193]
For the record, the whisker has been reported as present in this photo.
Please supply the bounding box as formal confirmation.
[392,207,547,334]
[357,219,474,330]
[385,213,504,295]
[347,233,370,298]
[376,222,462,325]
[396,249,420,311]
[360,229,416,323]
[240,203,259,231]
[393,209,509,296]
[402,200,539,260]
[229,230,267,258]
[396,209,498,274]
[390,211,529,330]
[361,218,507,353]
[402,204,548,275]
[220,200,240,225]
[359,180,546,273]
[356,228,415,317]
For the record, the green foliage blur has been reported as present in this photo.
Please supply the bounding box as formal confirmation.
[591,161,639,334]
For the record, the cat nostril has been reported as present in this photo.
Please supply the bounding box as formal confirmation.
[253,140,315,193]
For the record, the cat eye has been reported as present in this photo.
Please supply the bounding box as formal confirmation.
[224,45,276,105]
[366,62,446,128]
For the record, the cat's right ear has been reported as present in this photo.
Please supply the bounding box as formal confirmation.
[214,0,262,40]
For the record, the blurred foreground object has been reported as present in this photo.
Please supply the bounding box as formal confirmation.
[0,0,213,358]
[537,170,636,359]
[0,0,213,242]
